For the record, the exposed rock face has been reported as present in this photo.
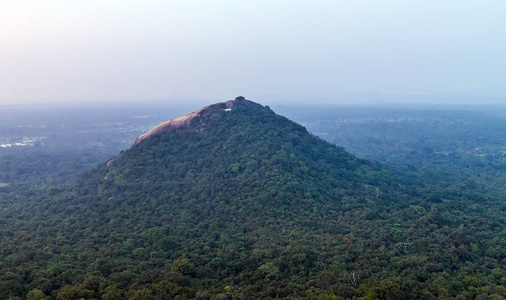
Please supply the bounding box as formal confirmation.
[106,158,115,167]
[130,97,262,148]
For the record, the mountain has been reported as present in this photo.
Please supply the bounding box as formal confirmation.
[0,98,504,299]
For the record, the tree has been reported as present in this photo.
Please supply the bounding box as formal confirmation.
[27,289,45,300]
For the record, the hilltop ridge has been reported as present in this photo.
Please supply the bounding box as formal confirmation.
[131,96,262,148]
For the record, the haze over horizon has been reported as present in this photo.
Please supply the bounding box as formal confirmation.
[2,1,506,106]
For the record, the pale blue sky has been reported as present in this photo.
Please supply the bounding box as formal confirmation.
[1,1,505,105]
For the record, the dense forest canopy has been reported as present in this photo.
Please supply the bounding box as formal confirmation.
[0,100,505,299]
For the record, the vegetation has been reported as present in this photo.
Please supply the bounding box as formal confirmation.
[0,102,505,299]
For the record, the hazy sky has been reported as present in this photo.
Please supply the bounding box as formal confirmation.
[1,1,506,105]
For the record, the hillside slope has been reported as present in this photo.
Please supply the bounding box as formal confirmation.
[0,98,504,299]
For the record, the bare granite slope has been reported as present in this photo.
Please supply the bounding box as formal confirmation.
[130,97,262,148]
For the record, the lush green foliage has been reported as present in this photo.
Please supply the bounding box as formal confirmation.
[0,103,505,299]
[0,147,116,189]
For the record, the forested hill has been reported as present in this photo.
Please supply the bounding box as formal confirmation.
[0,98,505,299]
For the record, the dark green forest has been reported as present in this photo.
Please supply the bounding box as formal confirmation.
[0,100,505,299]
